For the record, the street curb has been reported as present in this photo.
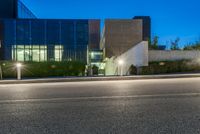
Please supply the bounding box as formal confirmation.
[0,74,200,84]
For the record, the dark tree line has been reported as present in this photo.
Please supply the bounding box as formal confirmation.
[149,35,200,50]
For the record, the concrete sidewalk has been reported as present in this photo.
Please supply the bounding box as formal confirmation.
[0,73,200,84]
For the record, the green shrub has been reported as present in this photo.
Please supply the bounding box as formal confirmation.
[140,60,200,75]
[0,61,86,78]
[92,65,99,75]
[129,65,137,75]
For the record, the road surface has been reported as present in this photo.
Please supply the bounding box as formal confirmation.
[0,78,200,134]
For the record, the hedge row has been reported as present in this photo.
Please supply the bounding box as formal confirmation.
[0,61,86,78]
[140,60,200,75]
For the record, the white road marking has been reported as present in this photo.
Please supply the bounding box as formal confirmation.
[0,92,200,104]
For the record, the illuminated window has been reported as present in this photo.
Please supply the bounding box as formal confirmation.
[24,45,31,61]
[17,45,24,61]
[32,46,40,62]
[54,45,64,61]
[40,46,47,61]
[12,45,47,62]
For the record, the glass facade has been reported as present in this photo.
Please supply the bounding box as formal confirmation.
[89,50,105,75]
[0,19,100,63]
[90,50,103,63]
[17,1,36,19]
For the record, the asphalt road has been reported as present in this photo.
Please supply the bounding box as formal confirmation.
[1,78,200,134]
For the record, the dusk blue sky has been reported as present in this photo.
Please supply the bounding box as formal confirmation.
[21,0,200,48]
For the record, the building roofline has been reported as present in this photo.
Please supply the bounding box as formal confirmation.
[0,18,101,21]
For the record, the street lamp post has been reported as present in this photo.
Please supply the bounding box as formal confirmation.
[118,60,124,76]
[16,63,22,80]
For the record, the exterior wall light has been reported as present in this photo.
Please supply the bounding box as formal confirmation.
[118,60,124,65]
[118,60,124,76]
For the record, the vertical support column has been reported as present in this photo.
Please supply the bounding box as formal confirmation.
[29,20,32,62]
[16,63,22,80]
[44,20,47,46]
[73,21,77,60]
[17,66,21,80]
[59,21,62,61]
[14,20,17,61]
[44,20,47,61]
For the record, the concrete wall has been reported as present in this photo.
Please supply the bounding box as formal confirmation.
[105,57,117,75]
[149,50,200,62]
[105,41,148,75]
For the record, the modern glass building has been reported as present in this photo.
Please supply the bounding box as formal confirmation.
[0,0,100,63]
[0,0,36,19]
[0,19,100,62]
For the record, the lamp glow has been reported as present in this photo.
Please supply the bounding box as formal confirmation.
[16,63,22,68]
[118,60,124,65]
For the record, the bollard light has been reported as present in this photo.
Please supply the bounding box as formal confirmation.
[16,63,22,80]
[16,63,22,68]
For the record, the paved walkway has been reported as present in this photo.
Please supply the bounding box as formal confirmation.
[0,73,200,84]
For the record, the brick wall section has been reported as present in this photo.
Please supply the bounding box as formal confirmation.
[103,19,143,58]
[88,20,100,50]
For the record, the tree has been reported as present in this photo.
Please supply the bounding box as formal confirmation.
[129,65,137,75]
[171,37,180,50]
[149,36,159,50]
[183,39,200,50]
